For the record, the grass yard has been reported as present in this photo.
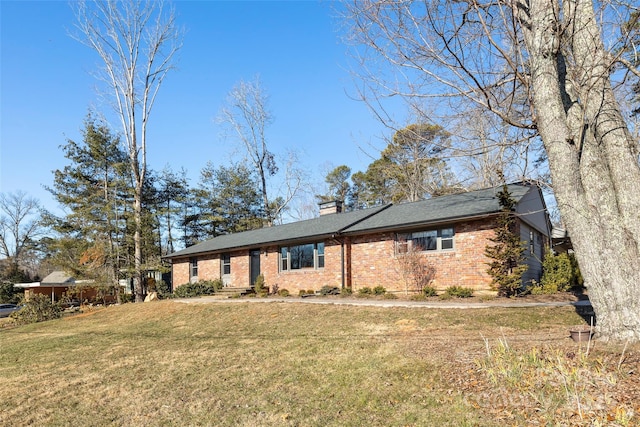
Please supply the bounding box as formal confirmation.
[1,300,638,426]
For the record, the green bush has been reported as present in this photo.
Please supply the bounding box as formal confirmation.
[372,286,387,295]
[277,288,290,297]
[444,286,474,298]
[423,286,438,297]
[340,287,353,297]
[155,280,172,299]
[539,252,583,293]
[173,280,220,298]
[253,274,266,294]
[529,280,557,295]
[10,294,62,325]
[319,285,340,296]
[358,287,372,295]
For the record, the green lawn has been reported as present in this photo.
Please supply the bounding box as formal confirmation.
[0,300,636,426]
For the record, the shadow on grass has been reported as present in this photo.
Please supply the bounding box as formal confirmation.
[572,288,596,326]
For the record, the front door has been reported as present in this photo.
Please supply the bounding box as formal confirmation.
[250,250,261,287]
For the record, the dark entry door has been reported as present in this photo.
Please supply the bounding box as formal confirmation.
[250,250,261,287]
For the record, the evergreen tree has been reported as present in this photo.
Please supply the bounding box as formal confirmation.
[351,158,396,208]
[155,166,190,255]
[317,165,353,208]
[190,162,265,240]
[46,114,130,302]
[382,124,459,202]
[484,183,528,297]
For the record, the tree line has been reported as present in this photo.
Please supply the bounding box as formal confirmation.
[0,112,475,298]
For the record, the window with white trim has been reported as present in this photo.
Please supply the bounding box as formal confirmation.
[221,253,231,275]
[189,257,198,279]
[280,242,325,271]
[396,228,455,253]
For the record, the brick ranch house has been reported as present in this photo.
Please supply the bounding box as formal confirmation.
[164,183,551,295]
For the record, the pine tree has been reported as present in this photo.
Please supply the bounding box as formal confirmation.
[484,183,528,297]
[46,114,130,303]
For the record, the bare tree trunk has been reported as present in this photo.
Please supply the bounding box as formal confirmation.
[345,0,640,341]
[73,0,181,303]
[220,78,279,226]
[521,0,640,341]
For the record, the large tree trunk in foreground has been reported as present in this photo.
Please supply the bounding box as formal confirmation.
[345,0,640,341]
[522,0,640,341]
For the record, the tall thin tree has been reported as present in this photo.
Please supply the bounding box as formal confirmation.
[73,0,182,302]
[219,77,280,225]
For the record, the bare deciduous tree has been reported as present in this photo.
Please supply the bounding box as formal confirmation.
[394,239,436,296]
[220,78,303,225]
[0,191,45,278]
[346,0,640,341]
[73,0,182,302]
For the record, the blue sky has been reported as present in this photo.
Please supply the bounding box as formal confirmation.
[1,1,397,216]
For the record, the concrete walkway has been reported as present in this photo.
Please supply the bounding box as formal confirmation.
[174,295,592,309]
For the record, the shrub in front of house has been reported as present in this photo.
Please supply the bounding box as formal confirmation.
[156,280,173,299]
[533,252,583,294]
[173,280,221,298]
[10,294,62,325]
[277,288,290,297]
[253,274,267,295]
[357,287,373,296]
[372,286,387,295]
[443,286,474,298]
[340,287,353,297]
[319,286,340,296]
[423,286,438,297]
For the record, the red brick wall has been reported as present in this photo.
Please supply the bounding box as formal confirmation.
[259,242,344,294]
[349,219,498,293]
[172,254,220,289]
[173,244,342,293]
[172,218,502,294]
[172,261,190,287]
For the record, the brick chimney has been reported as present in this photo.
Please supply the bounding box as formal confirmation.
[319,200,343,215]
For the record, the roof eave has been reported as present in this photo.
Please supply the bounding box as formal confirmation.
[343,211,501,237]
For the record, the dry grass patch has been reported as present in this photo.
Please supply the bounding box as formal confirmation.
[0,300,637,426]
